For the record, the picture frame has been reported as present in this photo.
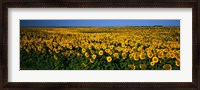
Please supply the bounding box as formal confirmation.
[1,0,199,89]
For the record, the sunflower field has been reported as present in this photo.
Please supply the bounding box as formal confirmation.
[20,26,180,70]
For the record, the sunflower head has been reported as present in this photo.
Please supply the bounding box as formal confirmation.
[113,53,119,58]
[77,52,81,57]
[98,50,103,55]
[175,53,180,61]
[106,56,112,62]
[170,52,175,58]
[152,56,159,63]
[108,50,113,55]
[134,53,139,61]
[140,64,147,69]
[54,55,58,60]
[89,58,95,63]
[92,54,97,59]
[139,52,146,60]
[163,64,172,70]
[85,52,89,58]
[129,53,134,60]
[122,52,127,60]
[90,50,95,54]
[128,64,136,70]
[158,51,164,59]
[147,51,154,58]
[150,61,155,66]
[175,60,180,67]
[82,48,86,53]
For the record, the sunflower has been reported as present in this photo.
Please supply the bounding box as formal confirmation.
[175,53,180,61]
[128,64,136,70]
[170,52,175,58]
[105,49,110,53]
[106,56,112,62]
[92,54,97,59]
[145,48,150,52]
[82,48,86,53]
[133,53,139,61]
[113,53,119,59]
[152,56,159,63]
[129,53,134,60]
[147,51,154,58]
[90,50,95,54]
[69,50,74,54]
[175,60,180,67]
[158,51,164,59]
[108,50,113,55]
[163,64,172,70]
[163,48,169,52]
[89,58,95,63]
[98,50,103,56]
[176,50,180,54]
[140,64,147,69]
[139,52,146,60]
[122,52,127,60]
[166,52,171,58]
[121,43,125,47]
[77,52,81,57]
[88,45,92,50]
[150,61,155,66]
[54,55,58,60]
[85,52,89,58]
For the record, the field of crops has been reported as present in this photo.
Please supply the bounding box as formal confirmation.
[20,26,180,70]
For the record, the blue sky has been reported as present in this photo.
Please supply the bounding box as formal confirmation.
[20,20,180,27]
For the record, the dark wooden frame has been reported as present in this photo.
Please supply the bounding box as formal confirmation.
[0,0,199,90]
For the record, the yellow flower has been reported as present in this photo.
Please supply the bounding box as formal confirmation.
[166,52,171,58]
[89,58,95,63]
[152,56,159,63]
[54,55,58,60]
[90,50,95,54]
[53,48,59,53]
[128,64,136,70]
[140,64,147,69]
[58,46,62,51]
[122,52,127,60]
[85,52,89,58]
[108,50,113,55]
[106,56,112,62]
[69,50,74,54]
[163,64,172,70]
[158,51,164,59]
[175,53,180,61]
[92,54,97,59]
[147,51,153,58]
[170,52,175,58]
[133,53,139,61]
[139,52,146,60]
[25,49,30,53]
[98,50,103,55]
[175,60,180,67]
[82,48,86,53]
[77,52,81,57]
[164,48,169,52]
[150,61,155,66]
[129,53,134,60]
[105,49,110,53]
[176,50,180,54]
[48,49,52,54]
[113,53,119,58]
